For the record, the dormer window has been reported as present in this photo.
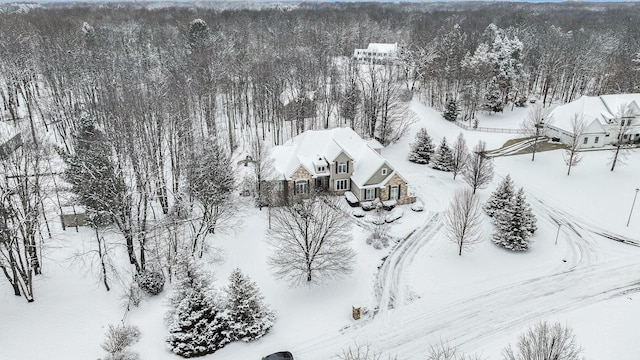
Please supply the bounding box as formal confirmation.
[317,166,326,173]
[381,168,388,176]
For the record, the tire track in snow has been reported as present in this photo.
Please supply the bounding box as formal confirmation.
[374,211,443,314]
[485,137,546,158]
[293,258,640,360]
[290,189,640,359]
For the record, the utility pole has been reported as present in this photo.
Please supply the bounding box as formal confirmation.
[626,188,639,227]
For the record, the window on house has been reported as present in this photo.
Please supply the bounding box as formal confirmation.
[389,185,399,200]
[317,166,325,173]
[295,180,308,194]
[335,179,349,191]
[337,162,348,174]
[273,182,283,191]
[365,188,376,200]
[381,168,388,176]
[594,136,599,144]
[583,137,588,144]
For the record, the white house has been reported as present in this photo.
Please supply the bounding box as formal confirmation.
[269,127,415,205]
[545,94,640,148]
[353,43,398,64]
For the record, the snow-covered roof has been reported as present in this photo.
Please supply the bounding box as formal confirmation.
[270,127,393,187]
[548,94,640,133]
[366,43,398,54]
[279,87,315,107]
[365,138,384,150]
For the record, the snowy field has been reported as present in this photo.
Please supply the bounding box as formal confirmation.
[2,101,640,360]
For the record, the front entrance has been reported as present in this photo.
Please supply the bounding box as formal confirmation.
[314,176,330,192]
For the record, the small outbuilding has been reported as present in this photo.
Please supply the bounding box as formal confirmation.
[60,205,87,228]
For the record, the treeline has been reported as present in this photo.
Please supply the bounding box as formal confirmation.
[0,2,639,302]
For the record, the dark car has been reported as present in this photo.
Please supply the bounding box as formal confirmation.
[262,351,294,360]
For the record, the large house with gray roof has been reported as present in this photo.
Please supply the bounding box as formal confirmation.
[269,127,415,205]
[545,95,640,148]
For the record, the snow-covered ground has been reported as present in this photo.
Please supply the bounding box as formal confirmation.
[2,101,639,360]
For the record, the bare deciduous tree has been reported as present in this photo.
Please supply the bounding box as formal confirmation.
[610,103,636,172]
[187,139,238,257]
[338,343,397,360]
[250,137,275,208]
[0,138,48,302]
[451,132,469,180]
[445,188,483,256]
[268,195,355,285]
[520,103,553,161]
[503,322,582,360]
[427,341,486,360]
[564,115,586,176]
[463,140,494,194]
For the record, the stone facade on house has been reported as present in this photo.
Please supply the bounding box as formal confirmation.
[288,166,313,196]
[380,174,415,205]
[270,127,416,205]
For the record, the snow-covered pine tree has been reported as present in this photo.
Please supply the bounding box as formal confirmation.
[484,175,515,217]
[432,137,454,172]
[483,81,504,114]
[518,188,538,235]
[408,128,435,164]
[492,187,536,251]
[167,260,231,357]
[61,116,127,222]
[225,269,275,342]
[442,99,459,121]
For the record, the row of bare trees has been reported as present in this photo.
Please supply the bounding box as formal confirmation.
[1,2,639,301]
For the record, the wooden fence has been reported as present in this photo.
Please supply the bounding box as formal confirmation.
[453,121,523,134]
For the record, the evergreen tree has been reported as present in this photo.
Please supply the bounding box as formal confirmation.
[492,187,537,251]
[432,137,454,171]
[61,116,128,222]
[408,128,435,164]
[225,269,275,342]
[484,175,515,217]
[167,260,231,357]
[483,81,504,114]
[442,99,459,121]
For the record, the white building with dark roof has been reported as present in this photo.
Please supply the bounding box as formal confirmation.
[270,127,415,205]
[546,94,640,148]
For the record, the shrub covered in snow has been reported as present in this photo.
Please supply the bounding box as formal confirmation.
[101,324,140,360]
[360,201,376,211]
[382,199,397,210]
[366,205,391,249]
[136,269,165,296]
